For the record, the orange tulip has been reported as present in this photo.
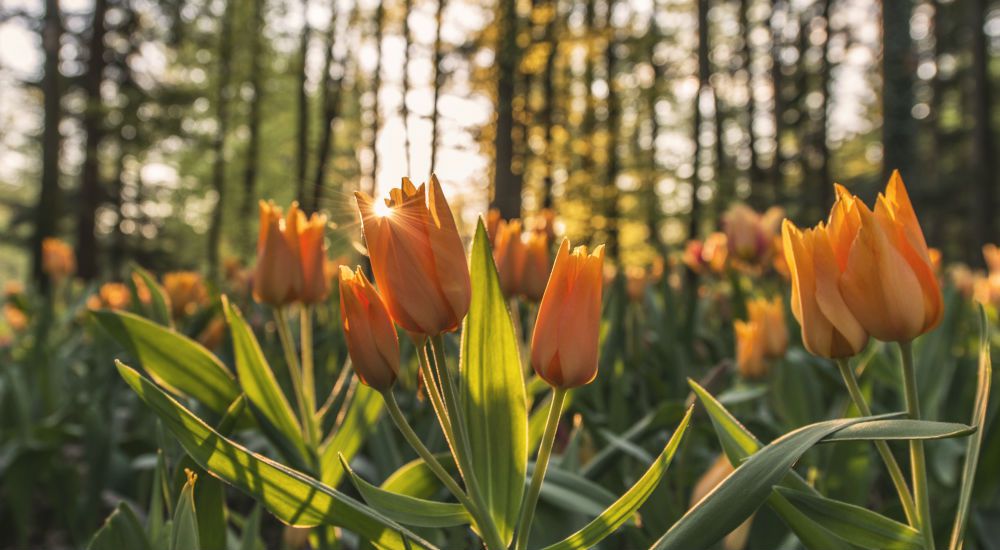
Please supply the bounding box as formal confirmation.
[4,303,28,332]
[734,320,768,379]
[526,208,557,243]
[254,201,303,306]
[782,220,869,358]
[339,266,400,391]
[163,271,208,318]
[197,315,227,350]
[297,210,330,304]
[485,208,502,245]
[747,296,788,359]
[42,237,76,282]
[834,173,942,342]
[983,244,1000,276]
[520,231,551,302]
[494,219,526,298]
[683,240,707,274]
[88,282,132,311]
[355,176,471,337]
[691,455,753,550]
[723,204,769,263]
[703,232,729,273]
[625,266,649,302]
[530,239,605,389]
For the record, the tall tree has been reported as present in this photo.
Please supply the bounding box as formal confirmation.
[769,0,784,204]
[207,0,235,279]
[646,1,664,251]
[740,0,763,205]
[75,0,109,280]
[492,0,521,219]
[429,0,447,174]
[368,0,384,195]
[689,0,709,241]
[312,0,344,212]
[817,0,833,211]
[539,0,558,209]
[604,0,620,259]
[969,0,996,249]
[32,0,63,288]
[296,0,312,204]
[881,0,915,183]
[242,0,265,225]
[401,0,413,175]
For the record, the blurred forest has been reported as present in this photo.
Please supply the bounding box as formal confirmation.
[1,0,999,285]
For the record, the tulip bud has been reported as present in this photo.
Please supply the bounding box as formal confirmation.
[485,208,502,245]
[746,296,788,359]
[734,320,768,379]
[494,219,526,298]
[703,232,729,273]
[41,238,76,282]
[254,201,303,306]
[530,239,605,389]
[339,266,400,391]
[520,231,551,302]
[3,303,27,332]
[163,271,208,318]
[355,175,471,337]
[782,220,869,358]
[691,455,753,550]
[723,204,770,264]
[835,173,943,342]
[297,210,330,304]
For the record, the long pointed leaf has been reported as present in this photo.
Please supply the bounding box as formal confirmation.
[319,382,384,486]
[116,362,436,550]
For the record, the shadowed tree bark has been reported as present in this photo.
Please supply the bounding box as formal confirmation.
[604,0,620,260]
[32,0,63,289]
[241,0,265,225]
[401,0,413,175]
[368,0,384,195]
[296,0,311,205]
[75,0,109,280]
[689,0,709,242]
[207,0,234,280]
[430,0,447,174]
[881,0,915,183]
[312,0,344,212]
[492,0,520,219]
[539,0,557,209]
[769,0,785,205]
[969,0,996,251]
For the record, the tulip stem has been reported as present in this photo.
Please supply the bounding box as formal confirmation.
[274,307,317,453]
[900,341,935,550]
[299,305,317,429]
[429,335,506,550]
[835,358,918,527]
[514,387,567,550]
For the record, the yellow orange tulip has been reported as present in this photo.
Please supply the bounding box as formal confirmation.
[691,455,753,550]
[3,303,27,332]
[520,231,551,302]
[254,201,303,306]
[485,208,502,245]
[355,176,471,337]
[747,296,788,359]
[42,238,76,282]
[782,220,869,358]
[734,320,768,379]
[87,282,132,311]
[983,244,1000,276]
[703,232,729,273]
[163,271,208,318]
[297,210,330,304]
[339,266,400,391]
[494,219,526,298]
[834,173,942,342]
[530,240,605,389]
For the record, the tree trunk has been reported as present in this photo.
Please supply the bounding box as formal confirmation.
[75,0,109,281]
[491,0,520,219]
[207,0,234,280]
[242,0,264,224]
[539,0,557,209]
[881,0,915,183]
[296,0,311,205]
[740,0,763,207]
[368,0,384,195]
[769,0,784,204]
[401,0,413,175]
[647,0,664,251]
[689,0,709,242]
[312,0,343,212]
[817,0,833,211]
[970,0,996,250]
[604,0,620,260]
[430,0,447,174]
[32,0,63,289]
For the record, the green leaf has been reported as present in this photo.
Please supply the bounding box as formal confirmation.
[223,297,307,458]
[341,455,472,527]
[534,465,619,518]
[458,219,529,545]
[319,382,384,486]
[171,470,201,550]
[823,419,974,442]
[92,310,239,414]
[541,406,693,550]
[381,453,455,498]
[775,488,922,550]
[239,506,263,550]
[88,503,151,550]
[948,304,993,550]
[130,264,173,326]
[116,362,436,550]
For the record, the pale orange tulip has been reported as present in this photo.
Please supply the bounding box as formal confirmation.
[520,231,551,302]
[163,271,208,318]
[88,283,132,311]
[355,176,471,337]
[339,266,400,391]
[691,455,753,550]
[734,320,768,379]
[494,219,526,298]
[747,296,788,359]
[42,238,76,282]
[254,201,303,306]
[297,210,330,304]
[3,303,28,332]
[530,240,605,389]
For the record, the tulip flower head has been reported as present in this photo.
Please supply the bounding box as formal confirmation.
[530,240,605,389]
[339,266,400,391]
[297,210,331,304]
[520,230,551,302]
[254,201,304,306]
[734,320,768,379]
[494,219,526,298]
[163,271,208,318]
[87,283,132,311]
[747,296,788,359]
[42,238,76,282]
[355,176,471,337]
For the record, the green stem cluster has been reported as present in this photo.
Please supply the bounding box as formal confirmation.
[514,387,567,550]
[900,341,935,550]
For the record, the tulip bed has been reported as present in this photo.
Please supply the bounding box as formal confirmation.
[0,172,996,550]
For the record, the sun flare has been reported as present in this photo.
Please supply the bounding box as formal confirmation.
[374,200,393,218]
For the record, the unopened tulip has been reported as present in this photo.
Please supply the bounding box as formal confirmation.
[691,455,753,550]
[734,320,768,379]
[485,208,502,245]
[297,210,330,304]
[355,176,471,337]
[782,220,869,358]
[747,296,788,359]
[254,201,303,306]
[494,219,526,298]
[835,174,942,342]
[531,240,605,389]
[520,231,551,302]
[163,271,208,318]
[723,204,769,263]
[3,303,27,332]
[88,282,132,311]
[683,240,707,274]
[339,266,399,391]
[42,238,76,282]
[703,232,729,273]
